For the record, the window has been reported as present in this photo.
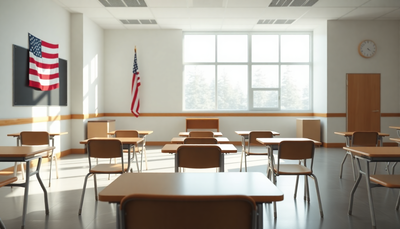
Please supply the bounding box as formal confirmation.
[183,32,312,111]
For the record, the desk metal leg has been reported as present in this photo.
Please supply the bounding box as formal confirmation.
[363,160,377,228]
[256,203,263,229]
[220,154,224,172]
[116,203,121,229]
[175,154,179,173]
[239,136,245,172]
[348,158,362,215]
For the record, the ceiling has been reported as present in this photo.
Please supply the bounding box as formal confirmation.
[52,0,400,31]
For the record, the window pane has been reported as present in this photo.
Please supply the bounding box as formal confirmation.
[281,65,309,110]
[217,35,247,62]
[184,35,215,62]
[281,35,309,62]
[253,91,279,108]
[217,65,248,110]
[252,35,279,62]
[252,65,279,88]
[183,65,215,110]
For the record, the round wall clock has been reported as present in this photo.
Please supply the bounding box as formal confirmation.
[358,40,376,58]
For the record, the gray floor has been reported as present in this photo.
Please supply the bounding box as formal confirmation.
[1,146,400,229]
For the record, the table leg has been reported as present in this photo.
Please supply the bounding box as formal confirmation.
[35,157,49,215]
[175,154,179,173]
[220,153,224,172]
[116,203,121,229]
[363,160,377,228]
[240,136,245,172]
[348,158,362,215]
[256,203,263,229]
[21,160,30,229]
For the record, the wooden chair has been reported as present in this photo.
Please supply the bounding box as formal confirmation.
[369,174,400,210]
[183,137,218,144]
[0,175,18,229]
[188,131,214,137]
[339,131,379,180]
[114,130,147,171]
[176,145,221,172]
[240,131,273,172]
[272,140,323,218]
[19,131,57,187]
[120,194,256,229]
[78,139,129,215]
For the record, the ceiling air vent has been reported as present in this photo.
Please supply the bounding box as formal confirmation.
[257,19,295,24]
[121,19,157,25]
[99,0,147,7]
[269,0,318,7]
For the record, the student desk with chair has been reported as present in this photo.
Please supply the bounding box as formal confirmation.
[0,145,55,229]
[98,172,284,229]
[170,137,230,144]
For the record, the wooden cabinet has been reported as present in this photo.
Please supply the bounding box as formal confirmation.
[296,119,320,141]
[87,119,115,139]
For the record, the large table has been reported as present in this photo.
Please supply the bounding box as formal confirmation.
[80,137,144,172]
[99,172,284,229]
[0,145,55,229]
[344,146,400,229]
[161,143,237,172]
[170,136,230,144]
[7,132,68,147]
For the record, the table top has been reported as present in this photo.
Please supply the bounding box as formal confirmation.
[171,137,230,144]
[98,172,284,203]
[235,131,280,136]
[108,130,153,136]
[161,144,237,153]
[80,137,144,145]
[343,147,400,158]
[7,132,68,137]
[390,138,400,142]
[179,132,223,137]
[389,126,400,130]
[334,131,389,137]
[0,146,55,158]
[256,138,322,146]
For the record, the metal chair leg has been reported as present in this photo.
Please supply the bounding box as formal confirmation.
[339,153,349,179]
[78,173,91,215]
[310,174,324,218]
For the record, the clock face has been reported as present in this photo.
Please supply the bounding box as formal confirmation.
[359,40,376,58]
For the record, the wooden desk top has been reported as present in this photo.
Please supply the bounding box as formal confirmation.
[390,138,400,143]
[0,146,55,158]
[389,126,400,130]
[98,172,284,203]
[171,137,230,144]
[235,131,280,136]
[256,138,322,146]
[343,147,400,158]
[179,132,223,137]
[108,130,153,136]
[161,144,237,154]
[7,132,68,137]
[80,137,144,145]
[334,132,389,137]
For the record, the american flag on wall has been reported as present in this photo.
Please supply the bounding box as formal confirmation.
[28,33,59,91]
[131,47,141,117]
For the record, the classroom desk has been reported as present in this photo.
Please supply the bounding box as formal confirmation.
[389,126,400,137]
[170,137,230,144]
[99,172,284,229]
[0,145,55,229]
[334,131,389,147]
[7,132,68,147]
[161,144,237,172]
[178,132,223,137]
[344,146,400,229]
[80,137,144,172]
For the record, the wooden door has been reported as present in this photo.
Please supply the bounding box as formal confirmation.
[347,73,380,132]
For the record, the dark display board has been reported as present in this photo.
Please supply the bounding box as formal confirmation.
[13,45,67,106]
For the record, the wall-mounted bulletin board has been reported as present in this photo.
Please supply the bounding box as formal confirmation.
[12,44,67,106]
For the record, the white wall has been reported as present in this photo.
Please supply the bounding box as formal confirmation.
[0,0,71,169]
[327,20,400,142]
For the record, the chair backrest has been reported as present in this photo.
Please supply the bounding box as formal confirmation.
[352,131,379,147]
[114,130,139,138]
[189,131,214,137]
[248,131,273,146]
[20,131,50,146]
[278,140,315,161]
[177,145,221,169]
[87,139,124,159]
[183,137,218,144]
[120,194,256,229]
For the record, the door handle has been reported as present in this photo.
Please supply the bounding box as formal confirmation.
[372,110,379,112]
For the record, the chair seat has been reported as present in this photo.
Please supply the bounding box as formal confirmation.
[90,164,129,173]
[370,175,400,188]
[274,164,312,175]
[0,175,18,187]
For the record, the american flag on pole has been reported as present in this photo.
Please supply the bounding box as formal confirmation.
[131,47,141,117]
[28,33,59,91]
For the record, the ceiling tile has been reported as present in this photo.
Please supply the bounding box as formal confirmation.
[222,8,266,18]
[263,8,310,18]
[57,0,103,8]
[107,8,154,19]
[156,18,191,25]
[313,0,368,7]
[69,7,114,18]
[340,7,398,20]
[123,24,161,29]
[363,0,400,7]
[188,8,225,18]
[379,8,400,19]
[145,0,189,7]
[189,18,224,25]
[302,7,355,19]
[221,25,255,31]
[150,8,190,17]
[223,18,259,25]
[226,0,272,8]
